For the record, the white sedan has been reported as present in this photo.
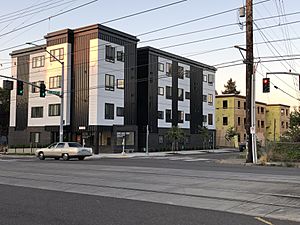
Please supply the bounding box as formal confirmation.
[35,142,93,161]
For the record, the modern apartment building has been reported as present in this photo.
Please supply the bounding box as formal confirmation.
[9,24,139,153]
[266,104,290,141]
[215,94,290,147]
[137,47,216,151]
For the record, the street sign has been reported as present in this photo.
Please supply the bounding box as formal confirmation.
[250,126,255,134]
[48,90,60,95]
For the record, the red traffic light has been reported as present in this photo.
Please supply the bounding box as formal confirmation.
[263,78,270,93]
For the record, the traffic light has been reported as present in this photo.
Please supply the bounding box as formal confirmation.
[40,83,46,98]
[17,80,24,95]
[263,78,270,93]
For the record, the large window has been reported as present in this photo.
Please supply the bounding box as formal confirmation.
[203,115,207,123]
[117,79,124,89]
[32,81,44,93]
[105,103,114,120]
[178,111,184,123]
[223,100,228,109]
[166,63,172,76]
[185,70,190,78]
[208,74,214,85]
[203,95,207,102]
[203,75,207,82]
[30,132,40,143]
[116,107,124,117]
[158,111,164,119]
[208,94,213,105]
[166,109,172,123]
[117,51,125,62]
[238,117,241,126]
[105,45,115,63]
[208,114,213,125]
[178,88,184,101]
[178,66,184,79]
[185,91,190,100]
[158,63,164,72]
[185,113,190,121]
[116,132,134,146]
[105,74,115,91]
[49,104,60,116]
[223,117,228,125]
[50,48,64,61]
[31,107,43,118]
[158,87,164,96]
[166,86,172,99]
[32,55,45,68]
[49,76,61,89]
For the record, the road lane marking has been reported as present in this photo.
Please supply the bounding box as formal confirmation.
[255,217,274,225]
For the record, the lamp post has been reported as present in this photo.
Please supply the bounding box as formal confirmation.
[27,42,65,142]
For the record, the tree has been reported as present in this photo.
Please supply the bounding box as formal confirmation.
[166,126,184,152]
[0,87,10,144]
[222,78,240,95]
[198,126,210,149]
[281,108,300,142]
[225,126,238,147]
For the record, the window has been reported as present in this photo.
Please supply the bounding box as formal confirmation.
[244,102,246,110]
[49,76,61,89]
[166,63,172,76]
[257,107,260,114]
[281,109,284,115]
[31,81,44,93]
[208,94,213,105]
[178,111,184,123]
[203,75,207,82]
[116,107,124,117]
[185,70,190,78]
[48,104,60,116]
[158,63,164,72]
[178,66,184,79]
[223,117,228,125]
[223,100,228,109]
[203,95,207,102]
[238,117,241,126]
[158,111,164,119]
[117,51,125,62]
[158,87,164,96]
[50,48,64,61]
[117,79,124,89]
[238,134,241,142]
[105,103,114,120]
[286,122,289,128]
[238,101,240,109]
[57,143,65,148]
[281,121,284,128]
[32,55,45,68]
[244,118,246,128]
[257,120,260,128]
[185,113,190,121]
[31,107,43,118]
[105,45,115,63]
[105,74,115,91]
[158,135,164,144]
[30,132,40,143]
[166,109,172,123]
[203,115,207,123]
[208,114,213,125]
[68,142,82,147]
[178,88,184,101]
[166,86,172,99]
[261,107,264,114]
[286,109,289,116]
[261,121,265,128]
[208,74,214,85]
[185,91,190,100]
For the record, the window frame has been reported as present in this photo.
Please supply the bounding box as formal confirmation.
[166,86,172,99]
[48,104,60,117]
[208,114,213,125]
[208,94,213,105]
[223,117,228,126]
[158,111,164,119]
[105,103,114,120]
[178,88,184,101]
[185,91,190,100]
[105,45,115,63]
[166,109,172,123]
[158,63,164,72]
[49,76,61,89]
[50,48,64,62]
[158,87,164,96]
[105,74,115,91]
[166,62,172,77]
[32,55,45,68]
[178,66,184,79]
[117,51,125,62]
[116,107,124,117]
[31,106,43,118]
[116,79,124,89]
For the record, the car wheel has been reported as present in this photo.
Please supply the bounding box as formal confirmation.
[62,153,69,161]
[78,156,85,160]
[54,157,60,160]
[38,152,45,160]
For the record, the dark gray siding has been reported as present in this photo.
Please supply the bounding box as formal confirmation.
[16,55,29,131]
[148,54,158,133]
[172,61,178,126]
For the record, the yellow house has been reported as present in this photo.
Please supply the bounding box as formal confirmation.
[216,95,267,147]
[266,104,290,141]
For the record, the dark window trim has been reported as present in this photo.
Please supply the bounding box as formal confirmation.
[32,55,45,68]
[48,104,60,117]
[116,107,124,117]
[116,79,124,89]
[105,74,115,91]
[117,51,125,62]
[158,62,164,72]
[158,87,164,96]
[31,107,43,118]
[105,45,115,63]
[105,103,114,120]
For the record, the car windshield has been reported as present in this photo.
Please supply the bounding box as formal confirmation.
[48,143,57,149]
[68,142,82,147]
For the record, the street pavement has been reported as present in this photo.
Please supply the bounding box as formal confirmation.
[0,151,299,224]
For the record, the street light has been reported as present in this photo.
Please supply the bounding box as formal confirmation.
[27,42,65,142]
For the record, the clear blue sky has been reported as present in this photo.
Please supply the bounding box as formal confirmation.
[1,0,300,108]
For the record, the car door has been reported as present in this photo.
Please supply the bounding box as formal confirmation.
[54,143,65,157]
[44,143,57,157]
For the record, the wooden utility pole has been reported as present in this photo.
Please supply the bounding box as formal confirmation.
[246,0,254,163]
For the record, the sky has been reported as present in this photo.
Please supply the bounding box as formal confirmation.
[1,0,300,108]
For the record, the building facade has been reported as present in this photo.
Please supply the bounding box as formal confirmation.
[137,47,216,151]
[215,95,290,147]
[9,24,139,153]
[266,104,290,141]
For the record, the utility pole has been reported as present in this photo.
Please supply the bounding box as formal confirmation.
[246,0,254,163]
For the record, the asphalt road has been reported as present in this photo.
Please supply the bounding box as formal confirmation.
[0,184,298,225]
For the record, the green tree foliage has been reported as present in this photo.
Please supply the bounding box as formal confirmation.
[198,126,210,149]
[225,126,238,147]
[222,78,240,95]
[166,126,184,152]
[281,108,300,142]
